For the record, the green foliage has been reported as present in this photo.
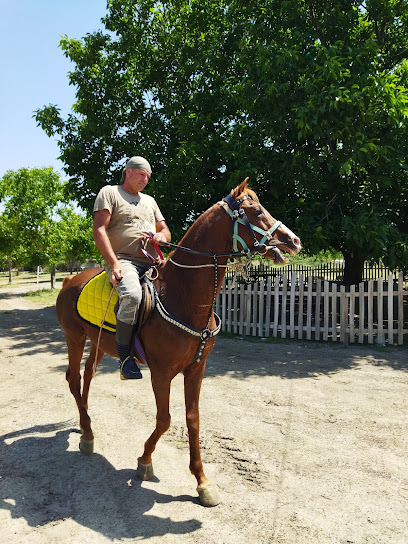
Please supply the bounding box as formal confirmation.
[0,168,98,277]
[0,167,65,272]
[34,0,408,281]
[56,206,100,267]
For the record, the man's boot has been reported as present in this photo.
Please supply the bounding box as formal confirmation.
[116,320,142,380]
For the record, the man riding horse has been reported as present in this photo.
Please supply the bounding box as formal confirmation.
[92,156,171,380]
[58,177,301,505]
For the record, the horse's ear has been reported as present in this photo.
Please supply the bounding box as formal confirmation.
[231,177,249,199]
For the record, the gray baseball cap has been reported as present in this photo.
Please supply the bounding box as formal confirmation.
[120,156,151,183]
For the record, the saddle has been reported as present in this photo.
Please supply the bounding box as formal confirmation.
[76,270,155,360]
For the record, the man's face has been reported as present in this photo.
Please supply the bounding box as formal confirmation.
[126,168,151,190]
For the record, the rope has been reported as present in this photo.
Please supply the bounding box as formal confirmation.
[168,258,228,269]
[93,285,116,377]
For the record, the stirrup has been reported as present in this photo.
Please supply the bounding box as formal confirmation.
[119,356,143,380]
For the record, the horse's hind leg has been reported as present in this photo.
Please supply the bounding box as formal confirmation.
[82,342,104,410]
[184,361,220,507]
[137,374,171,481]
[65,334,95,455]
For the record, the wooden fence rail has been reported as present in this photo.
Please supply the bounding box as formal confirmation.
[215,272,408,345]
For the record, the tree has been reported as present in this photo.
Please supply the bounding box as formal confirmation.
[229,0,408,283]
[0,215,23,283]
[0,167,67,286]
[35,0,408,283]
[57,206,100,272]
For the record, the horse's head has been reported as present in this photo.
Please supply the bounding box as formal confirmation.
[220,179,301,264]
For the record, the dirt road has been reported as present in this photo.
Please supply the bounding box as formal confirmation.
[0,284,407,544]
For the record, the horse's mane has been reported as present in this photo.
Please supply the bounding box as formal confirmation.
[231,177,259,203]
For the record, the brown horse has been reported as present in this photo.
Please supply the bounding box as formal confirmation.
[56,179,301,507]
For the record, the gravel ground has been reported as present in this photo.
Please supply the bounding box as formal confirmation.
[0,284,407,544]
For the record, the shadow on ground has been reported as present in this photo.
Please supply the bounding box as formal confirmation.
[0,422,201,539]
[205,337,408,379]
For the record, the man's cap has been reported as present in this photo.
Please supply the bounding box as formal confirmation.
[126,156,151,173]
[120,156,151,183]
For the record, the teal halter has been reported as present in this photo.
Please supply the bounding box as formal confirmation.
[219,195,283,253]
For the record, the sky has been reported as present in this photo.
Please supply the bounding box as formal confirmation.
[0,0,109,179]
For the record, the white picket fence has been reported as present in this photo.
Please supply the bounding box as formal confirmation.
[215,272,407,345]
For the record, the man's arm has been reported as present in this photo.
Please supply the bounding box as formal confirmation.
[153,220,171,245]
[93,209,123,286]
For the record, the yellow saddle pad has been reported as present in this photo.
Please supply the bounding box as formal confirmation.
[76,270,118,333]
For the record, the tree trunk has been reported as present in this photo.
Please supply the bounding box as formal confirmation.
[343,250,365,285]
[51,264,56,289]
[7,256,12,284]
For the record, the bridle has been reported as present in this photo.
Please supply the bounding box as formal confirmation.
[139,192,286,367]
[220,194,282,255]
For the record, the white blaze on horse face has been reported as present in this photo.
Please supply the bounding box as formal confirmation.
[274,223,302,255]
[259,206,301,255]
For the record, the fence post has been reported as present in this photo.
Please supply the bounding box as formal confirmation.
[245,284,251,337]
[297,273,304,340]
[367,280,374,343]
[377,277,384,345]
[290,272,296,338]
[265,278,272,338]
[358,282,365,344]
[233,281,240,334]
[331,282,338,342]
[281,274,288,339]
[252,282,258,337]
[315,279,322,341]
[306,275,313,340]
[323,281,329,341]
[227,280,233,333]
[387,274,393,344]
[339,285,347,343]
[239,283,245,336]
[221,282,226,332]
[398,272,403,345]
[273,276,279,337]
[349,284,355,343]
[258,280,265,337]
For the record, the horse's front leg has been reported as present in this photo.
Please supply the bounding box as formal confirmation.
[184,360,220,507]
[137,374,171,481]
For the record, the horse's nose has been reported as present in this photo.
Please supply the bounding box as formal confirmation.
[292,236,302,252]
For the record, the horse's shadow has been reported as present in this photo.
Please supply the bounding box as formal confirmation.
[0,422,201,539]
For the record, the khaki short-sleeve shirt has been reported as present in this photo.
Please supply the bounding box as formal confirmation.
[93,185,165,265]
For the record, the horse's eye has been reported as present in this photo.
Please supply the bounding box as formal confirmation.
[255,207,263,216]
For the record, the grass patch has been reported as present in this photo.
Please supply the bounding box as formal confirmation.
[22,288,59,306]
[0,271,67,289]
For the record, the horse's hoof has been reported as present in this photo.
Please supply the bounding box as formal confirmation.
[79,438,94,456]
[197,485,221,507]
[136,459,154,481]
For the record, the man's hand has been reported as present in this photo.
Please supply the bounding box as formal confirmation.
[152,232,168,245]
[110,268,123,287]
